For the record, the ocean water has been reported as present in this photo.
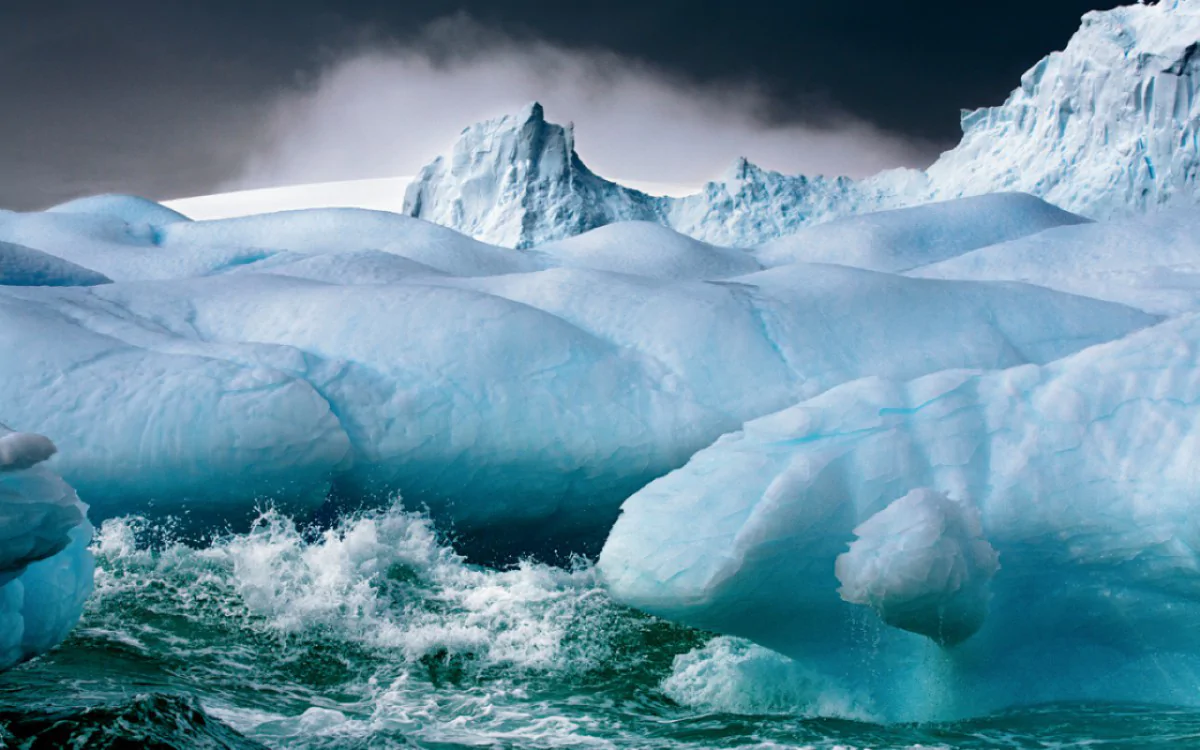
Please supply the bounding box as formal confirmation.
[2,504,1199,749]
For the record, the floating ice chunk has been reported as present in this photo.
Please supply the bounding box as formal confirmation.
[0,425,92,670]
[835,488,999,646]
[402,103,663,249]
[400,2,1200,247]
[926,0,1200,218]
[0,193,1160,562]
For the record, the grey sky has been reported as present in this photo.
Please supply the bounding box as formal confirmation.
[0,0,1122,210]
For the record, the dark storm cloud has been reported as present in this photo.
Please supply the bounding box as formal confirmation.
[232,14,938,192]
[0,0,1123,210]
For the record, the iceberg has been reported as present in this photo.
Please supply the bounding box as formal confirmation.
[926,0,1200,218]
[400,103,920,248]
[401,103,663,249]
[402,1,1200,247]
[0,193,1156,560]
[599,313,1200,720]
[0,425,92,671]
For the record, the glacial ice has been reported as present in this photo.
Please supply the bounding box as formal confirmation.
[400,102,920,248]
[401,103,663,249]
[4,0,1200,699]
[755,193,1088,273]
[926,0,1200,218]
[0,424,92,671]
[0,191,1157,560]
[533,221,761,280]
[402,1,1200,247]
[910,208,1200,315]
[0,241,112,288]
[599,313,1200,720]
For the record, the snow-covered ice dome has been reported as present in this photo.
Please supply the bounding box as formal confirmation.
[0,188,1159,561]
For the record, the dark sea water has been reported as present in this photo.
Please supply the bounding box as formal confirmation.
[2,505,1198,750]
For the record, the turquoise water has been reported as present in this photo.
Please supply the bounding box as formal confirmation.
[3,505,1199,749]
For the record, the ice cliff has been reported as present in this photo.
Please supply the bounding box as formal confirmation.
[926,0,1200,217]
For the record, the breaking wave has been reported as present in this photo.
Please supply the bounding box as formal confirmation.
[3,502,1198,749]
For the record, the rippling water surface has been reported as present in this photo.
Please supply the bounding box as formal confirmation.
[2,504,1198,749]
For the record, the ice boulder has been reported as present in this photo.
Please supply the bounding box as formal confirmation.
[0,432,57,473]
[835,488,999,646]
[0,425,92,670]
[600,313,1200,720]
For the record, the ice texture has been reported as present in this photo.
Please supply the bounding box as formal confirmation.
[400,103,920,248]
[534,221,762,280]
[403,1,1200,247]
[0,193,1156,560]
[755,193,1088,273]
[599,313,1200,720]
[910,208,1200,315]
[401,104,663,249]
[0,424,92,671]
[926,0,1200,218]
[835,488,999,646]
[0,241,112,287]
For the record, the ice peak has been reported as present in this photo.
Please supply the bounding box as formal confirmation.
[404,0,1200,247]
[482,101,552,140]
[521,100,546,125]
[402,103,660,248]
[721,156,777,186]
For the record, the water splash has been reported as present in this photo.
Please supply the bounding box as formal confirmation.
[7,503,1199,748]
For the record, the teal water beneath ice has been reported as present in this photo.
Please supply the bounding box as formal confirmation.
[2,504,1199,749]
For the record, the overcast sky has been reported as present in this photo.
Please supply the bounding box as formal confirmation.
[0,0,1122,210]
